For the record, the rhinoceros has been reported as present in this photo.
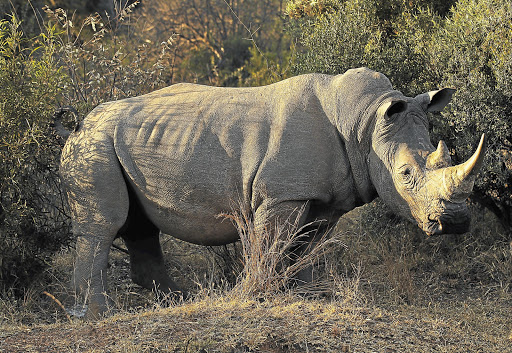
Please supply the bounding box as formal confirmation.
[60,67,485,318]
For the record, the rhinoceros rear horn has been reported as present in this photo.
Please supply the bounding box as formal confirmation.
[426,140,452,169]
[442,133,487,202]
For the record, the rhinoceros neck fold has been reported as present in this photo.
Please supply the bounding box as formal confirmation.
[314,71,403,204]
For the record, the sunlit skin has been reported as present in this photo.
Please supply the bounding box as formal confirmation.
[369,96,485,235]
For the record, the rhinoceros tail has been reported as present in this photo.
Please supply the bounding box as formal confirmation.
[52,105,81,139]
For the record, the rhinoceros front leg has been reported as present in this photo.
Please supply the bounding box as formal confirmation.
[289,222,331,286]
[253,200,310,238]
[253,200,312,283]
[253,200,330,287]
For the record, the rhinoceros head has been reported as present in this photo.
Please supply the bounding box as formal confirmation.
[367,89,486,235]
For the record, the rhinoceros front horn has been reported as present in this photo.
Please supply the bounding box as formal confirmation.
[441,134,487,202]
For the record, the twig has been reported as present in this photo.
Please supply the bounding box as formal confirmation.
[43,291,72,323]
[221,0,271,72]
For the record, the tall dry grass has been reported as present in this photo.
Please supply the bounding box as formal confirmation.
[0,198,510,335]
[220,204,345,298]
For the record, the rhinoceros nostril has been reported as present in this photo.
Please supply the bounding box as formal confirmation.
[431,220,443,235]
[437,219,443,233]
[428,215,438,223]
[425,215,444,235]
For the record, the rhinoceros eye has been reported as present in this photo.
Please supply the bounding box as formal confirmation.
[399,166,414,184]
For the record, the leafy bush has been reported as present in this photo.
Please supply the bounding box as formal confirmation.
[0,15,70,293]
[286,0,339,18]
[288,0,382,76]
[243,45,291,87]
[44,3,175,113]
[0,4,178,294]
[429,0,512,230]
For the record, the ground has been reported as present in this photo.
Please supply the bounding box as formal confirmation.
[1,202,511,352]
[1,292,510,352]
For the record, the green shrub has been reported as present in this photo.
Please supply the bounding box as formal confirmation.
[288,0,444,94]
[289,0,383,76]
[0,5,178,294]
[243,45,292,87]
[0,15,71,293]
[429,0,512,230]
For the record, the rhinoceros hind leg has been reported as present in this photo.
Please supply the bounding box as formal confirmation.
[118,194,182,297]
[61,131,131,319]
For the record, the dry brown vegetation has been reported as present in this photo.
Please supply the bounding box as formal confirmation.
[1,202,511,352]
[2,294,510,352]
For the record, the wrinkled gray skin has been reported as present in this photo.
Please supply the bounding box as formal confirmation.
[60,68,485,319]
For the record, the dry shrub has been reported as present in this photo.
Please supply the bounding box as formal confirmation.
[221,204,342,298]
[326,261,365,309]
[332,208,422,304]
[43,2,177,114]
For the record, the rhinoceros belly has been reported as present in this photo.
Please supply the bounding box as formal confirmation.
[113,112,247,245]
[135,193,240,246]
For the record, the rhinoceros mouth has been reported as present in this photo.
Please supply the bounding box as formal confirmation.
[423,201,470,236]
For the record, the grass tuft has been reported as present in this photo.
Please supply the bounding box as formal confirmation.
[221,204,342,298]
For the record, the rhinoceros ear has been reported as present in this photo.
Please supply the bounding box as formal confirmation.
[416,88,456,112]
[378,98,408,120]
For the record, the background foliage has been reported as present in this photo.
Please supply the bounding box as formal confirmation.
[0,15,70,293]
[0,2,175,293]
[137,0,291,86]
[0,0,510,302]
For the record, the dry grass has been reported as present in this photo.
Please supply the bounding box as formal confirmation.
[1,201,511,352]
[1,293,510,352]
[330,200,512,306]
[222,205,341,298]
